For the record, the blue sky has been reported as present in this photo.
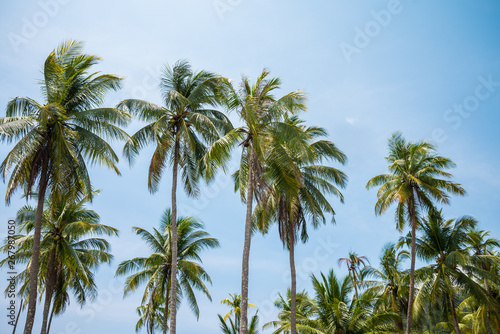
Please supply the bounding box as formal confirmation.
[1,0,500,333]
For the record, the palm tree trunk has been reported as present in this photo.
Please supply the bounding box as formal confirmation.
[396,317,404,333]
[41,251,57,334]
[405,196,416,334]
[46,306,54,334]
[448,293,462,334]
[12,299,23,334]
[163,280,170,334]
[392,290,403,332]
[351,271,358,300]
[240,149,255,334]
[47,262,61,334]
[24,157,49,334]
[288,223,297,334]
[147,303,153,334]
[168,138,180,334]
[484,278,493,334]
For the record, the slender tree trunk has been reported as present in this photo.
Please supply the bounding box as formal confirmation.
[24,157,49,334]
[288,223,297,334]
[392,290,403,332]
[484,278,493,334]
[405,196,416,334]
[46,306,54,334]
[147,302,153,334]
[12,299,23,334]
[396,317,404,333]
[145,286,157,334]
[448,293,463,334]
[351,271,358,300]
[168,138,180,334]
[47,262,61,334]
[163,280,170,334]
[240,149,255,334]
[41,250,57,334]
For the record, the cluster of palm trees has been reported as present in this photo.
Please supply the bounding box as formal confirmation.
[1,192,118,334]
[0,40,498,334]
[266,214,500,334]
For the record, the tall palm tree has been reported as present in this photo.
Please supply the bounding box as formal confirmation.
[119,60,230,334]
[401,211,492,334]
[218,293,258,334]
[115,209,219,334]
[362,243,409,331]
[0,40,127,333]
[338,252,369,300]
[366,132,466,334]
[465,229,500,334]
[1,191,117,334]
[254,116,347,334]
[205,70,307,334]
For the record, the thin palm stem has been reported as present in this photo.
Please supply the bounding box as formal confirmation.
[41,250,57,334]
[406,194,416,334]
[289,223,297,334]
[24,156,48,334]
[240,149,255,334]
[448,293,463,334]
[168,139,180,334]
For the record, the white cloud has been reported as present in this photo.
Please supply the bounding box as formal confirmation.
[346,117,357,124]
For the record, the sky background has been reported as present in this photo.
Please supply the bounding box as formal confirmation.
[1,0,500,333]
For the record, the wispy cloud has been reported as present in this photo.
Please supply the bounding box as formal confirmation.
[346,117,357,124]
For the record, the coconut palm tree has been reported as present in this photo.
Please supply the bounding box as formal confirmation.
[218,313,260,334]
[135,303,166,334]
[262,289,318,334]
[465,229,500,334]
[204,70,307,334]
[361,243,409,331]
[401,211,492,334]
[220,293,257,332]
[1,191,117,334]
[254,115,347,334]
[119,60,230,334]
[338,252,369,300]
[115,209,219,334]
[366,132,466,334]
[218,293,258,334]
[268,270,397,334]
[0,40,127,333]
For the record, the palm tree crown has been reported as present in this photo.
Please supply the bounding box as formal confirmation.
[115,209,219,334]
[120,60,231,194]
[1,40,128,202]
